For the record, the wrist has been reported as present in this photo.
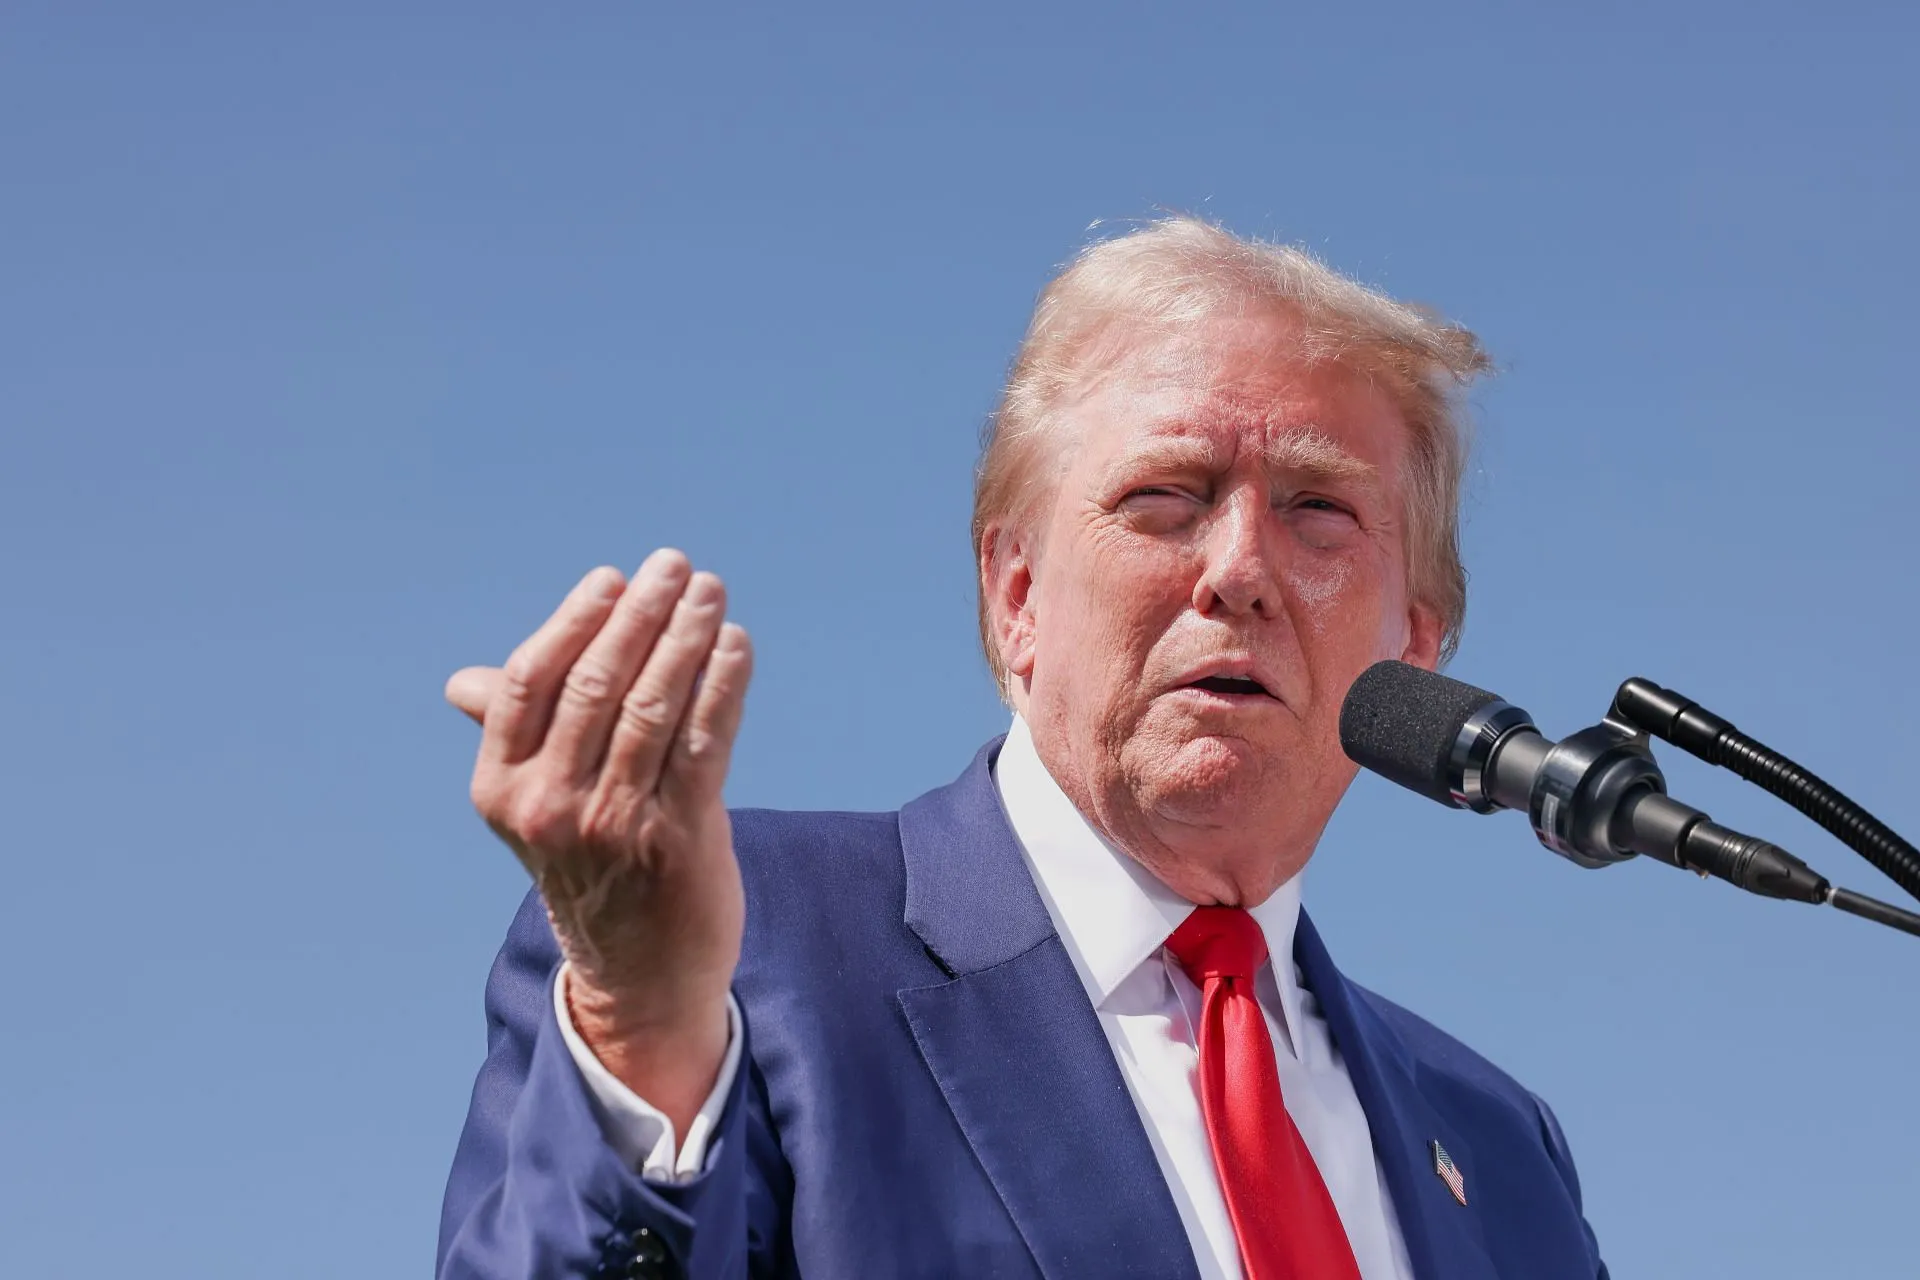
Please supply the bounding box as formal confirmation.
[563,966,731,1114]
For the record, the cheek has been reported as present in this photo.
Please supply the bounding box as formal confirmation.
[1284,543,1411,664]
[1284,555,1357,631]
[1065,579,1171,674]
[1072,526,1192,621]
[1045,543,1187,692]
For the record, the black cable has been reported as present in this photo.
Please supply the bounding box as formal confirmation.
[1712,732,1920,901]
[1612,679,1920,907]
[1829,888,1920,940]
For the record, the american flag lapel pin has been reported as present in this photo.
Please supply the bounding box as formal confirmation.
[1430,1140,1468,1206]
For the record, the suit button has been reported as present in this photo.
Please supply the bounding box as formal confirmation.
[625,1226,673,1280]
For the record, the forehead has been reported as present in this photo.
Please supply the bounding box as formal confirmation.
[1062,311,1412,472]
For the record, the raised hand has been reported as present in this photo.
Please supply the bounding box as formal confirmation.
[449,550,753,1127]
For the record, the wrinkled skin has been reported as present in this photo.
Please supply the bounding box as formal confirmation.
[447,305,1445,1130]
[982,309,1443,908]
[447,551,752,1134]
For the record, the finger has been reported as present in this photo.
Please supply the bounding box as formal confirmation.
[664,622,754,800]
[601,570,728,790]
[541,549,695,774]
[445,666,501,723]
[482,566,627,764]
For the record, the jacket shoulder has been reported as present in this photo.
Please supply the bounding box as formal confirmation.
[731,804,901,852]
[1350,983,1554,1111]
[727,805,915,960]
[1348,982,1578,1166]
[1354,985,1532,1094]
[729,805,905,894]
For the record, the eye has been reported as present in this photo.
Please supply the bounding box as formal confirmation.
[1117,485,1200,530]
[1119,484,1198,506]
[1286,493,1354,517]
[1286,494,1362,547]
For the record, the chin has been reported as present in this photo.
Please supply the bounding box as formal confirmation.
[1135,733,1280,828]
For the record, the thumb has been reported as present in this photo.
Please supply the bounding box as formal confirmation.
[445,666,502,724]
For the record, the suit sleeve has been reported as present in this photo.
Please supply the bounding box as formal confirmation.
[437,889,796,1279]
[1530,1092,1609,1280]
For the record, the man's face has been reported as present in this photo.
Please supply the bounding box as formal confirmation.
[993,309,1441,903]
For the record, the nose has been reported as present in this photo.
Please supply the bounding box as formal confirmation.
[1192,490,1282,619]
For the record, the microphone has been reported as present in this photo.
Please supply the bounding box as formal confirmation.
[1338,661,1831,904]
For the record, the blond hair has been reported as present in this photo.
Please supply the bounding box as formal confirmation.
[973,216,1490,690]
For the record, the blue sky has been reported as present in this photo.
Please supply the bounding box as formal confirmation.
[4,2,1915,1276]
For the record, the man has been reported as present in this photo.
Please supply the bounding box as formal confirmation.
[437,218,1608,1279]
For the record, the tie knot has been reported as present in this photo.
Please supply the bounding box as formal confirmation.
[1165,906,1268,986]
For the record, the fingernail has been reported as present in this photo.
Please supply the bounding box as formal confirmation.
[688,572,724,605]
[644,547,691,578]
[585,567,624,598]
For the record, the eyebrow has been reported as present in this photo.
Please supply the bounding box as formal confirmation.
[1264,426,1378,485]
[1104,423,1379,488]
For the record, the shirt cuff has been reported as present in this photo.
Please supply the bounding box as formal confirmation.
[552,965,744,1183]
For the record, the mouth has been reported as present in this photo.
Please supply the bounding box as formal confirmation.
[1181,673,1278,701]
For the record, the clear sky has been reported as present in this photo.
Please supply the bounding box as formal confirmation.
[4,2,1916,1276]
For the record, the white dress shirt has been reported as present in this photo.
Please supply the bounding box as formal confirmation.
[553,969,743,1183]
[993,716,1413,1280]
[559,716,1412,1277]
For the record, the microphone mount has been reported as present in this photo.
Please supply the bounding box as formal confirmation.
[1444,695,1831,901]
[1608,677,1920,907]
[1343,660,1920,940]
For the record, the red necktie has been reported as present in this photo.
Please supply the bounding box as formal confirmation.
[1165,906,1363,1280]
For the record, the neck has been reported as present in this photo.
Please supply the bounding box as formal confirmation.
[1012,712,1314,909]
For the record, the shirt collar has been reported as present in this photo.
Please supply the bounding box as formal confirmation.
[991,716,1308,1041]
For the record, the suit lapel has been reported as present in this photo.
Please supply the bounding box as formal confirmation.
[1296,913,1499,1280]
[897,743,1199,1280]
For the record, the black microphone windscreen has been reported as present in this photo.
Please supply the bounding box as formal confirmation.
[1339,661,1502,807]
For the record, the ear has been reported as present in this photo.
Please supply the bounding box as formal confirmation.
[1398,601,1444,673]
[980,523,1039,684]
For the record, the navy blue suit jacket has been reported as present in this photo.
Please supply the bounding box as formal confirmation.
[439,741,1608,1278]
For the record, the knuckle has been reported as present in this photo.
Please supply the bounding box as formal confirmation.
[561,660,616,705]
[633,808,673,852]
[577,791,632,846]
[469,770,507,817]
[507,787,579,847]
[679,725,724,762]
[618,688,674,737]
[624,570,678,611]
[499,651,540,701]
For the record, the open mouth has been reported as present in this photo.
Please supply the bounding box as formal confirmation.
[1187,674,1275,699]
